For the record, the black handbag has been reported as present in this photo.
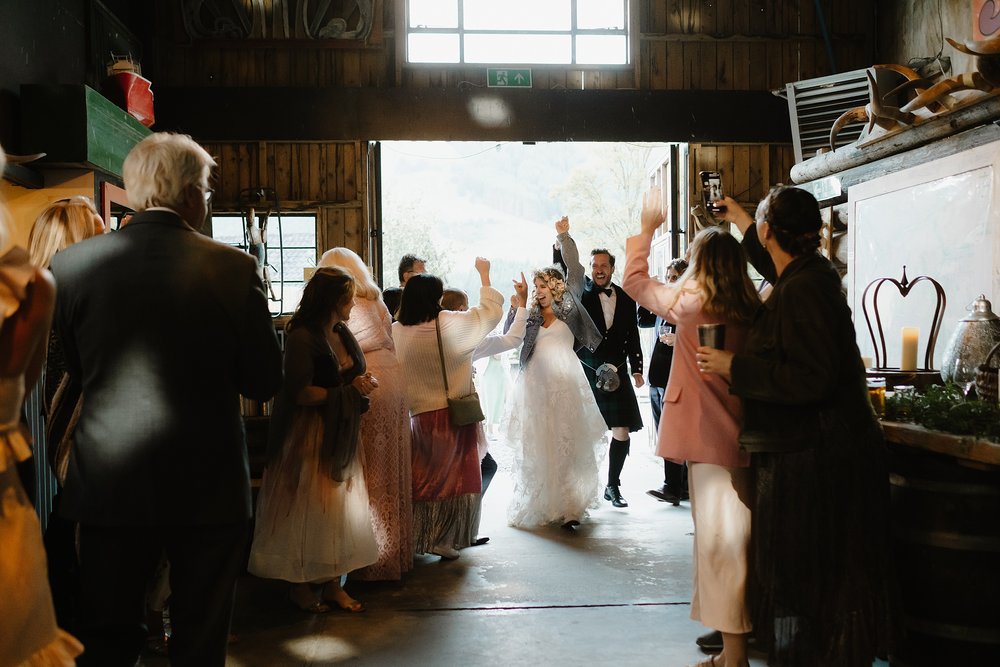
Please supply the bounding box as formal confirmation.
[435,318,485,426]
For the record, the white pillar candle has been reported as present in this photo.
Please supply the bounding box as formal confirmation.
[901,327,919,371]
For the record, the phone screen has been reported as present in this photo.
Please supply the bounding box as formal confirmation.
[699,171,725,213]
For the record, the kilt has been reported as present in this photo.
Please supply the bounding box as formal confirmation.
[578,347,643,431]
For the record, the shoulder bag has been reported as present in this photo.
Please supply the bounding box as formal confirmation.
[435,317,485,426]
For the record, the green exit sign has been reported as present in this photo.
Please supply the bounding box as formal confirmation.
[487,68,532,88]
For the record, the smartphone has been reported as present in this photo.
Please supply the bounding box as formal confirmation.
[699,170,726,213]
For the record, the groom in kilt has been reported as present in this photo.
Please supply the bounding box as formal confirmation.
[555,245,644,507]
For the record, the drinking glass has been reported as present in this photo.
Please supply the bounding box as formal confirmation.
[658,323,675,346]
[867,377,886,418]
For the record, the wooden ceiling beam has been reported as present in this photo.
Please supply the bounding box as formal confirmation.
[153,87,791,144]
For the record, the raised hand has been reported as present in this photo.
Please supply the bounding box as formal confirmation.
[512,272,528,306]
[716,195,753,234]
[555,216,570,235]
[641,188,665,235]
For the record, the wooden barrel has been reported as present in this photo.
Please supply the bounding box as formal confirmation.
[889,446,1000,665]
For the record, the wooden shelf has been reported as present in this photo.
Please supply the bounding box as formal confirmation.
[21,84,151,177]
[881,420,1000,467]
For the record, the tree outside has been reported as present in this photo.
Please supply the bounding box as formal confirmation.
[380,142,670,308]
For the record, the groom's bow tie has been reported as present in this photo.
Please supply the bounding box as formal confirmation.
[600,288,613,297]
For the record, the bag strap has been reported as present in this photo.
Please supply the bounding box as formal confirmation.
[434,317,450,393]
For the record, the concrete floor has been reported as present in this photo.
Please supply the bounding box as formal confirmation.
[144,412,777,667]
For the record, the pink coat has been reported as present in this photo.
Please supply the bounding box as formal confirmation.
[623,234,749,468]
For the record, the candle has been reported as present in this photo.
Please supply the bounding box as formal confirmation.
[901,327,919,371]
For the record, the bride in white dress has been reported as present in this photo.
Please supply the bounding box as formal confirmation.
[505,218,608,529]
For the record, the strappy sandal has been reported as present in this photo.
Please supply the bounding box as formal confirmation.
[688,656,717,667]
[289,589,331,614]
[323,588,365,613]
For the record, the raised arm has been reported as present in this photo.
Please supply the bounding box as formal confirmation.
[554,217,586,297]
[623,190,684,317]
[715,195,777,283]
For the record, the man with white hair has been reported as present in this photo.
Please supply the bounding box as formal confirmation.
[50,132,282,666]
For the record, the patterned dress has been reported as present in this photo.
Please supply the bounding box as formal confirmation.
[347,297,413,581]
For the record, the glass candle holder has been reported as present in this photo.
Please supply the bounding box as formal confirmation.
[867,376,887,418]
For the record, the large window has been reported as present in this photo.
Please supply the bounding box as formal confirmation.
[406,0,629,65]
[212,214,317,315]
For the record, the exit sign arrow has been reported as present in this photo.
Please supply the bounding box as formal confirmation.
[487,68,532,88]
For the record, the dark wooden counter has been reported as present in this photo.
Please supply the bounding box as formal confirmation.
[881,420,1000,468]
[882,420,1000,665]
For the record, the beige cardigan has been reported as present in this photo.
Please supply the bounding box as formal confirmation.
[391,286,504,416]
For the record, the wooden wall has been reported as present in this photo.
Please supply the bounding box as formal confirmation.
[877,0,978,77]
[150,0,878,264]
[689,143,797,210]
[202,141,371,263]
[156,1,875,91]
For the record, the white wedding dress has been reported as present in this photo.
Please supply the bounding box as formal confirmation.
[505,318,608,527]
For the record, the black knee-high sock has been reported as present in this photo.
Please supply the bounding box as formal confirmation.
[607,437,630,487]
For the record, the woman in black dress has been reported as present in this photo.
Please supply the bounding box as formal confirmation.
[698,186,895,666]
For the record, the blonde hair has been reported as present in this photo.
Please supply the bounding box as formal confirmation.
[28,196,102,267]
[317,247,382,300]
[530,266,568,315]
[123,133,216,211]
[679,227,760,324]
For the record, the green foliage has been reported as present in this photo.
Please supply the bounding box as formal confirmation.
[887,383,1000,441]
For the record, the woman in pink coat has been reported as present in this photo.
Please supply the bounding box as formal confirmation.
[623,189,760,667]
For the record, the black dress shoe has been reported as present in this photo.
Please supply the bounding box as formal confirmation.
[696,629,756,653]
[647,485,681,506]
[561,519,580,530]
[696,629,723,652]
[604,485,628,508]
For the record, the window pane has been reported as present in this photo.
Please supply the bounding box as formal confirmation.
[269,248,317,281]
[277,216,314,235]
[409,0,458,28]
[273,283,305,315]
[577,0,626,29]
[212,216,244,245]
[463,0,570,31]
[210,214,316,315]
[408,33,461,63]
[576,35,627,64]
[465,34,571,64]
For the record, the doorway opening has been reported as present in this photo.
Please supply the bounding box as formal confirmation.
[378,141,685,301]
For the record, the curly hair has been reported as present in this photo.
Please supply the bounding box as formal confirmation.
[756,185,822,257]
[529,265,565,305]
